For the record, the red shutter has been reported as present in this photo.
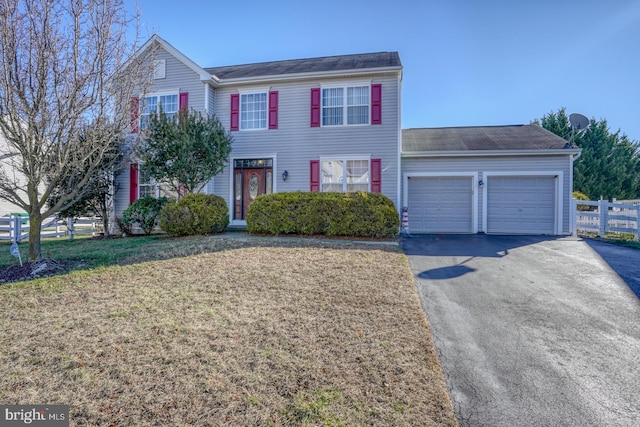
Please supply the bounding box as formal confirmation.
[230,93,239,131]
[371,84,382,125]
[370,158,381,193]
[310,88,321,127]
[310,160,320,192]
[179,92,189,111]
[129,163,139,204]
[268,90,278,129]
[130,97,139,133]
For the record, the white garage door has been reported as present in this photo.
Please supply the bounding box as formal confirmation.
[486,176,556,234]
[408,176,473,233]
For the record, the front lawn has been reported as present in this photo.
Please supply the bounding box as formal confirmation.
[0,237,457,426]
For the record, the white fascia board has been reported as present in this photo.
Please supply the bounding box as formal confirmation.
[213,66,403,86]
[126,34,215,84]
[401,149,581,158]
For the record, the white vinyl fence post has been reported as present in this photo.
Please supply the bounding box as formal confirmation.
[598,199,608,238]
[67,217,74,240]
[11,216,20,243]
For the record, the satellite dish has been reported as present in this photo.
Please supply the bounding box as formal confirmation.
[569,113,589,130]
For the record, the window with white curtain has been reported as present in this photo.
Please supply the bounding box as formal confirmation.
[321,158,370,192]
[322,85,369,126]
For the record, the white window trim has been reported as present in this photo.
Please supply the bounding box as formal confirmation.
[139,91,180,129]
[153,59,166,79]
[239,88,269,131]
[138,167,169,199]
[320,82,371,127]
[320,155,372,192]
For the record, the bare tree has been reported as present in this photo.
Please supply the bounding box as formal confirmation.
[0,0,151,259]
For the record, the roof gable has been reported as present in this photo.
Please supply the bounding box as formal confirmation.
[128,35,213,83]
[402,125,574,153]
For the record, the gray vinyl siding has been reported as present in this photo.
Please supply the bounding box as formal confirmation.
[146,47,205,111]
[114,48,209,218]
[210,74,401,219]
[0,199,24,217]
[113,47,401,222]
[401,155,574,234]
[206,85,215,115]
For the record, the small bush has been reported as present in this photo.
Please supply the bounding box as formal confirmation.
[159,193,229,236]
[246,192,399,238]
[121,196,168,235]
[573,191,592,211]
[114,216,133,236]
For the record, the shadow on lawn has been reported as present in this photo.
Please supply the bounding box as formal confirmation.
[0,233,400,284]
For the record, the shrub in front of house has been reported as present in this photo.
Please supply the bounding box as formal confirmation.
[159,193,229,236]
[246,192,400,238]
[121,196,168,235]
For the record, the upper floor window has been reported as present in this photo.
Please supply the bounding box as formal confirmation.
[140,94,178,129]
[322,85,369,126]
[240,92,268,130]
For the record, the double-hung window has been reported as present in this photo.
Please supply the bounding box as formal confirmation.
[140,93,178,129]
[321,157,370,192]
[322,85,370,126]
[138,165,173,199]
[240,92,267,130]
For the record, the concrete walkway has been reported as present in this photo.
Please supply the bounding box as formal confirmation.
[402,235,640,427]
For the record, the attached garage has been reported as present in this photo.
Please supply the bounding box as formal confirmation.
[401,125,581,236]
[485,175,557,234]
[407,175,476,233]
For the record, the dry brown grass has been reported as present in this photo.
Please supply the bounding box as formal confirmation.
[0,239,456,426]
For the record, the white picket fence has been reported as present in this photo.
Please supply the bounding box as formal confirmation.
[0,215,102,243]
[573,199,639,240]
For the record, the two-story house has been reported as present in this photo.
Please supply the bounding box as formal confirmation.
[116,35,402,227]
[116,35,580,236]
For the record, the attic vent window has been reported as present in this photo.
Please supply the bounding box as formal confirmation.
[153,60,166,79]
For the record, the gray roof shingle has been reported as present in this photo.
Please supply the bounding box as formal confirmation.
[402,125,571,152]
[205,51,401,80]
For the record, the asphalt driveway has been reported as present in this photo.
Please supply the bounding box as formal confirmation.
[402,234,640,427]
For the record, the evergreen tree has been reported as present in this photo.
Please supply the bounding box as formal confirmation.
[535,108,640,200]
[136,109,233,195]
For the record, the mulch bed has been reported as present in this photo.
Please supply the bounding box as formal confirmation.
[0,259,73,284]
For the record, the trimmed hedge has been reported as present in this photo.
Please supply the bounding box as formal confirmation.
[159,193,229,236]
[246,192,400,238]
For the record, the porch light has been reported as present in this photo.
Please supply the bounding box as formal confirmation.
[282,170,288,181]
[478,179,484,187]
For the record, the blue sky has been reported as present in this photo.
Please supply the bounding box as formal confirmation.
[127,0,640,142]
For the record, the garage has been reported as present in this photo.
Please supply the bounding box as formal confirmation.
[407,176,474,233]
[402,125,580,236]
[486,175,556,234]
